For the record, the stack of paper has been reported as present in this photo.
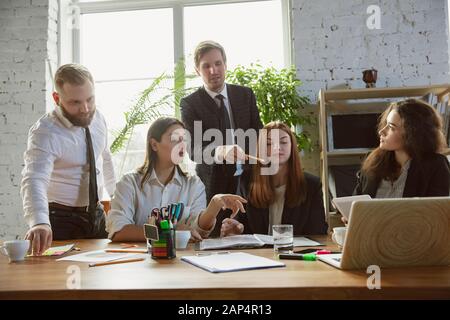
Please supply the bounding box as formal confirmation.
[198,234,322,250]
[199,235,265,250]
[182,252,285,273]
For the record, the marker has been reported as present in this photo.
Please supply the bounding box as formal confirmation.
[278,253,317,261]
[315,250,332,255]
[176,203,184,220]
[171,204,176,219]
[160,220,170,230]
[314,249,340,255]
[173,204,180,222]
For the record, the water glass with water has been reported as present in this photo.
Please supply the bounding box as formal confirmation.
[272,224,294,253]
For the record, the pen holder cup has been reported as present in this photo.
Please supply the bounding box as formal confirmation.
[150,228,176,259]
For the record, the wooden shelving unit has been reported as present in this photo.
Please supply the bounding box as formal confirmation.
[318,84,450,215]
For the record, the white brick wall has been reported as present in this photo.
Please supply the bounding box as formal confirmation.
[292,0,450,175]
[293,0,450,102]
[0,0,58,239]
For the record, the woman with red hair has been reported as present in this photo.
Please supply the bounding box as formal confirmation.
[221,121,328,236]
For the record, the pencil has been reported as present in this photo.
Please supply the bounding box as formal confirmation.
[245,154,269,164]
[120,243,138,249]
[88,257,145,268]
[105,249,148,253]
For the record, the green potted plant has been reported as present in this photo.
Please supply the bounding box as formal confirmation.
[110,66,194,176]
[110,59,193,155]
[110,72,168,154]
[226,63,313,151]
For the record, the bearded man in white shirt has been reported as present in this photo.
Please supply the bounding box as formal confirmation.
[21,64,116,255]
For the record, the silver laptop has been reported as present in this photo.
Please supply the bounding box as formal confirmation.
[319,197,450,270]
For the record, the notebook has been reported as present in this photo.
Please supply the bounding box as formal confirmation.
[181,252,285,273]
[198,234,321,250]
[319,197,450,270]
[28,244,75,257]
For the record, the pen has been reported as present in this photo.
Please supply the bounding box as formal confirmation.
[88,257,146,267]
[196,251,231,256]
[278,253,317,261]
[173,217,178,228]
[166,206,171,219]
[105,249,148,253]
[120,243,138,249]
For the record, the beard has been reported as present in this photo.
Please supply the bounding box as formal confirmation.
[60,104,96,127]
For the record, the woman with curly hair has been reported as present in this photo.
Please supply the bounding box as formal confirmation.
[354,98,450,198]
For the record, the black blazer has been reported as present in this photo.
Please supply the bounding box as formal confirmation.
[181,84,263,201]
[234,173,329,236]
[353,153,450,197]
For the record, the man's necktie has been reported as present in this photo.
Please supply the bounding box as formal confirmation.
[215,94,233,145]
[85,127,98,215]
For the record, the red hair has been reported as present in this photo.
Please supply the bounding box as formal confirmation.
[248,121,307,208]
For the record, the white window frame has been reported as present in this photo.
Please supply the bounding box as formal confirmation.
[60,0,293,69]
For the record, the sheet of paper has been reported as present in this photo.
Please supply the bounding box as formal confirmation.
[182,252,285,273]
[199,235,265,250]
[254,234,322,247]
[332,195,372,219]
[56,250,145,263]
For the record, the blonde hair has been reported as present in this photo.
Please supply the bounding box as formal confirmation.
[194,40,227,68]
[54,64,94,93]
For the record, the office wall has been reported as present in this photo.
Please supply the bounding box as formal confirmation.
[0,0,58,239]
[0,0,449,238]
[292,0,450,175]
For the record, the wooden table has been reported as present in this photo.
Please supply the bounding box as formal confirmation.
[1,236,450,300]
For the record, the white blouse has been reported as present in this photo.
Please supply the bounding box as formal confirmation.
[106,167,214,239]
[268,185,286,235]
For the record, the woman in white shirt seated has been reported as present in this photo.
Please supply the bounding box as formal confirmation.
[106,117,246,242]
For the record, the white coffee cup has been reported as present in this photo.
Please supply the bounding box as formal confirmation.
[0,240,30,263]
[332,227,347,247]
[175,230,190,249]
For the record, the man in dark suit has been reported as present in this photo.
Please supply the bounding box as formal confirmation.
[181,40,263,237]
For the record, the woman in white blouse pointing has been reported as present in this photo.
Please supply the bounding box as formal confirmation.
[106,117,246,242]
